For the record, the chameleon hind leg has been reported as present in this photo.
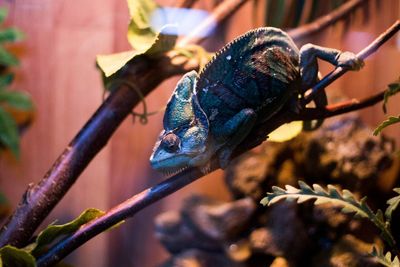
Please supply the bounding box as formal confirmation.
[299,44,364,130]
[216,108,257,169]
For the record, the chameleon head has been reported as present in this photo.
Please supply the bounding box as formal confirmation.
[150,71,210,174]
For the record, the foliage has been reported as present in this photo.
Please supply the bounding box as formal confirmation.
[383,78,400,113]
[0,208,107,266]
[0,245,35,267]
[373,116,400,136]
[261,181,396,248]
[373,79,400,136]
[371,246,400,267]
[0,7,33,158]
[386,188,400,221]
[97,0,212,79]
[97,0,179,78]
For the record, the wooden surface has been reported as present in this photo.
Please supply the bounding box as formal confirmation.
[0,0,399,266]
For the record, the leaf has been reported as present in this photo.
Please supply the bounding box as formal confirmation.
[0,28,24,43]
[0,91,33,110]
[0,46,19,66]
[383,79,400,113]
[371,246,400,267]
[30,208,105,255]
[127,0,159,51]
[0,74,14,90]
[0,8,8,25]
[268,121,303,142]
[261,181,396,248]
[0,106,19,158]
[385,188,400,221]
[97,25,177,77]
[373,116,400,136]
[0,245,36,267]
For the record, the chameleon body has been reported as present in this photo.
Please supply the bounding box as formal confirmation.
[150,27,363,174]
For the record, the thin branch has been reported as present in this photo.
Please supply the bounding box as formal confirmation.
[288,0,367,42]
[295,89,385,120]
[303,19,400,105]
[35,21,399,267]
[0,0,250,248]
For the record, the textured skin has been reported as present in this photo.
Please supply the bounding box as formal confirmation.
[150,27,363,173]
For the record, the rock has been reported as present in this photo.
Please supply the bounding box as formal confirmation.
[155,196,256,253]
[250,202,310,263]
[155,211,220,253]
[182,197,256,241]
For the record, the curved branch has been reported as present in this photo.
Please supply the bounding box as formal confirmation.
[288,0,367,42]
[0,0,250,248]
[36,20,399,267]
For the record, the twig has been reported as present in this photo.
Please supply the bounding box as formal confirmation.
[288,0,367,41]
[35,21,399,267]
[0,0,250,248]
[295,89,385,120]
[303,19,400,105]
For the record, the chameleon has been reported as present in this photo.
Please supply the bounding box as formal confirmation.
[150,27,363,174]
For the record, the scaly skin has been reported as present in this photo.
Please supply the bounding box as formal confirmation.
[150,27,363,174]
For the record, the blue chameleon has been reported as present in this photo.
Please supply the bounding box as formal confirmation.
[150,27,363,174]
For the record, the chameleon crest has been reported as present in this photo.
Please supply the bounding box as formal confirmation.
[150,27,363,174]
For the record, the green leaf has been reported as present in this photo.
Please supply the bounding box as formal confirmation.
[371,246,400,267]
[0,28,24,43]
[0,106,19,158]
[0,8,8,25]
[373,116,400,136]
[0,74,14,90]
[30,208,105,255]
[0,245,36,267]
[0,46,19,66]
[127,0,159,51]
[383,79,400,113]
[0,91,33,110]
[261,181,396,248]
[97,25,177,77]
[385,188,400,221]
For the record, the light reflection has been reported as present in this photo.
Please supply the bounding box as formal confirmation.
[150,7,215,38]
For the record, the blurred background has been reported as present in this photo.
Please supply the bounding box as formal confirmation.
[0,0,399,266]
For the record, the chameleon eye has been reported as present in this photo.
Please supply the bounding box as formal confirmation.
[161,133,180,153]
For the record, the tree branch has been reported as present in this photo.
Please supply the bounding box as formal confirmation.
[36,20,399,267]
[303,19,400,105]
[0,0,250,248]
[288,0,368,42]
[295,89,385,120]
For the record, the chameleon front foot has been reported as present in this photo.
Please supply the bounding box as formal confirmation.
[336,51,364,71]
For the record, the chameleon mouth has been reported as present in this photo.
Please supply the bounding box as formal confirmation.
[150,153,193,174]
[162,165,190,178]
